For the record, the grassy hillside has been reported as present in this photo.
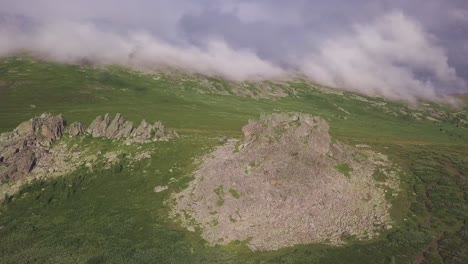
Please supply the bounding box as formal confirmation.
[0,57,467,263]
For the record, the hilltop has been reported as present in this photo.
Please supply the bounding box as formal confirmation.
[172,113,400,251]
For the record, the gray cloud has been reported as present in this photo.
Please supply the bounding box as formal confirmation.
[0,0,467,101]
[299,12,463,102]
[0,19,286,81]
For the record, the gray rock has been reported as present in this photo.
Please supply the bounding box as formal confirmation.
[115,120,134,139]
[39,114,65,142]
[85,114,177,142]
[153,121,164,131]
[87,113,111,137]
[66,122,85,137]
[106,113,125,138]
[172,113,400,251]
[1,112,180,186]
[87,115,103,137]
[14,151,36,175]
[132,120,152,140]
[0,113,65,183]
[165,129,179,140]
[0,165,7,179]
[103,113,111,127]
[154,185,168,193]
[152,121,165,140]
[15,120,33,135]
[0,144,18,161]
[152,121,179,141]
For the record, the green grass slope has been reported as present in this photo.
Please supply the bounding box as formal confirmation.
[0,57,467,263]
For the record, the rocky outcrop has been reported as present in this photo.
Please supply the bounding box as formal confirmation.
[66,122,85,137]
[87,113,179,142]
[0,113,65,183]
[14,113,66,146]
[172,113,400,251]
[87,114,110,138]
[1,113,178,185]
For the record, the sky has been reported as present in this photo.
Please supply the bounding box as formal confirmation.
[0,0,467,101]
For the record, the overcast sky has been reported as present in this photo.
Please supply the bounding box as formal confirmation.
[0,0,467,101]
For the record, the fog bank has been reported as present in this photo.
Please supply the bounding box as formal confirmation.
[1,0,467,101]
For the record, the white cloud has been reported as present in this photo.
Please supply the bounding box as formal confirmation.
[299,12,464,101]
[0,9,465,102]
[0,20,286,81]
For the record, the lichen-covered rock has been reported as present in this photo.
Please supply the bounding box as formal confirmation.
[87,115,103,137]
[15,120,33,135]
[9,151,36,180]
[152,121,179,141]
[0,112,179,185]
[0,113,65,183]
[164,129,179,140]
[66,122,85,137]
[87,114,111,138]
[115,120,134,139]
[172,113,400,251]
[131,120,152,140]
[39,113,66,143]
[152,121,165,140]
[106,113,125,138]
[85,113,177,142]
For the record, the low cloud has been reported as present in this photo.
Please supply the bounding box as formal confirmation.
[298,12,464,102]
[0,2,466,102]
[0,20,286,81]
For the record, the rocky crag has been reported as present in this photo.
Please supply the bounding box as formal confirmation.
[86,113,178,143]
[0,113,66,184]
[171,113,400,251]
[0,113,178,185]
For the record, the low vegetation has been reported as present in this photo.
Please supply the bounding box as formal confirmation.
[0,57,466,263]
[335,163,354,177]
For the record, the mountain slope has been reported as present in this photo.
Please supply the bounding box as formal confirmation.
[0,57,467,263]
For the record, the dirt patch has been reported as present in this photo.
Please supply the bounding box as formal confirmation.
[171,113,400,251]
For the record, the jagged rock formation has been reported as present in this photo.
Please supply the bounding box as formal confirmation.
[87,113,178,143]
[66,122,85,137]
[172,113,400,251]
[0,113,65,183]
[0,113,178,185]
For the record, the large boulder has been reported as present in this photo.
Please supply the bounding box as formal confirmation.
[11,151,36,180]
[106,113,125,138]
[14,113,65,143]
[131,120,152,140]
[39,114,66,145]
[115,120,134,139]
[87,114,111,138]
